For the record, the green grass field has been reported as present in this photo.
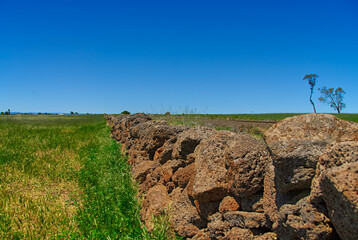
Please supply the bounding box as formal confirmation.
[0,115,175,239]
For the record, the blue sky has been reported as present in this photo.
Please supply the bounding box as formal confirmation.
[1,0,357,114]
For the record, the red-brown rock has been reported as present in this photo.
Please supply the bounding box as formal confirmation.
[169,188,205,237]
[321,161,358,240]
[140,184,172,230]
[219,196,240,214]
[172,126,217,160]
[192,131,269,202]
[131,160,156,183]
[153,136,178,164]
[172,163,195,188]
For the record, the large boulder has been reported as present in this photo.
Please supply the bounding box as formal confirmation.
[225,133,270,198]
[264,114,358,193]
[321,161,358,240]
[192,131,270,202]
[191,131,232,202]
[273,197,333,240]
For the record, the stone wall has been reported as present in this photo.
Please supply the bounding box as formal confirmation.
[106,113,358,240]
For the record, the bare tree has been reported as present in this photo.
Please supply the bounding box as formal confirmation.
[318,87,346,114]
[303,74,319,113]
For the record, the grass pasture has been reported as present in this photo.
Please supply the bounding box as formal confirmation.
[152,113,358,139]
[154,113,358,122]
[0,115,174,239]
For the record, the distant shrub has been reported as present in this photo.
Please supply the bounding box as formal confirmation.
[0,112,4,115]
[165,112,171,115]
[121,110,130,115]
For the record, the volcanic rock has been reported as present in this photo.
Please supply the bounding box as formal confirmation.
[140,184,172,230]
[172,126,217,160]
[274,197,333,240]
[321,161,358,240]
[192,131,269,202]
[169,188,205,237]
[264,114,358,193]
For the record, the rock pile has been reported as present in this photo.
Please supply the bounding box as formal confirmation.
[106,113,358,239]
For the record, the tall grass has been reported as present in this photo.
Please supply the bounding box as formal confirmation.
[0,115,176,239]
[0,115,92,239]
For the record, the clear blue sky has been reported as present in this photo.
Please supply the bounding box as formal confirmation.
[1,0,357,114]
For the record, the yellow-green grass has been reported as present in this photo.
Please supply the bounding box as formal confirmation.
[0,115,176,239]
[155,113,358,122]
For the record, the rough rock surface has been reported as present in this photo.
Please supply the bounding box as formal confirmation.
[241,193,264,212]
[131,160,157,183]
[207,218,230,239]
[191,229,210,240]
[153,136,178,164]
[254,232,278,240]
[321,161,358,240]
[140,159,185,193]
[191,131,229,202]
[172,163,195,188]
[265,113,358,144]
[194,200,220,220]
[310,141,358,203]
[169,188,205,237]
[172,126,216,160]
[263,156,279,223]
[129,120,187,161]
[192,131,269,202]
[219,196,240,214]
[141,184,172,230]
[223,211,268,229]
[265,113,358,193]
[227,227,254,240]
[274,197,333,240]
[225,133,270,198]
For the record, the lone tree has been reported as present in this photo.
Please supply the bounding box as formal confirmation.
[303,74,318,113]
[318,87,346,114]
